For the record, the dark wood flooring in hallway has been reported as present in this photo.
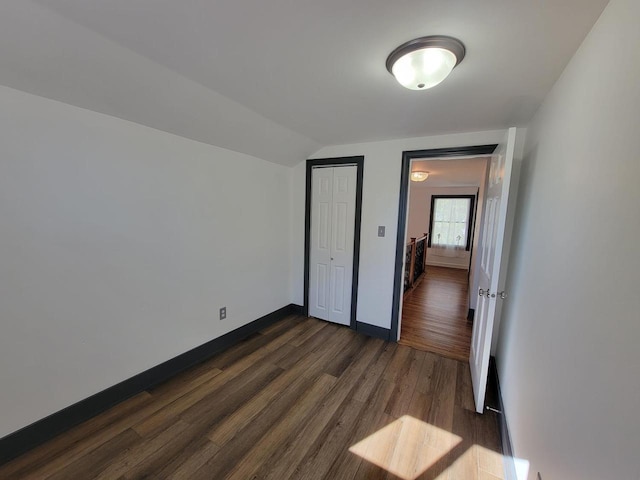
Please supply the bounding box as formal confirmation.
[0,315,504,480]
[399,266,473,362]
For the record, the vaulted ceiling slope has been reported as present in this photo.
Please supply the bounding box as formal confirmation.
[1,0,608,166]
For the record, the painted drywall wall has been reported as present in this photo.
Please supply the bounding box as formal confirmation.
[290,130,505,329]
[408,186,479,270]
[496,1,640,479]
[0,85,292,438]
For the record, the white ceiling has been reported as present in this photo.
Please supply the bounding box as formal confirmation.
[0,0,608,166]
[411,158,488,187]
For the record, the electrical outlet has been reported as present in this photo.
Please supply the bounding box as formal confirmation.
[219,307,227,320]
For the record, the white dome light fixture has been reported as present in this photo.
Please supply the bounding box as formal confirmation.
[386,36,465,90]
[410,171,430,182]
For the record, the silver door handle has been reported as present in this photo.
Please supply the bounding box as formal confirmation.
[478,288,489,297]
[498,291,507,299]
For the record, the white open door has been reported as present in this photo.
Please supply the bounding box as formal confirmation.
[309,166,357,326]
[470,127,519,413]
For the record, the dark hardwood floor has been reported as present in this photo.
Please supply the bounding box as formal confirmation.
[400,266,473,362]
[0,315,504,480]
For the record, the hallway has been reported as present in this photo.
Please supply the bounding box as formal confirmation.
[399,266,473,362]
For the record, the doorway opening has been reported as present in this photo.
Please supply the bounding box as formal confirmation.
[389,145,498,358]
[399,157,490,361]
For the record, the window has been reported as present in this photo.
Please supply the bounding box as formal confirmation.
[428,195,475,251]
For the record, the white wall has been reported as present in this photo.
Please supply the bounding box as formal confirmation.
[405,184,431,240]
[290,130,505,329]
[408,186,479,270]
[496,1,640,479]
[0,85,292,438]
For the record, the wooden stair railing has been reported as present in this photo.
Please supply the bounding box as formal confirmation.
[404,233,429,297]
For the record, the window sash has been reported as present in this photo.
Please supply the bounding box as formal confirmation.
[428,196,474,250]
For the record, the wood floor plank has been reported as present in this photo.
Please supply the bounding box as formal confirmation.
[478,471,504,480]
[0,392,153,479]
[133,330,293,436]
[351,412,402,480]
[131,370,227,437]
[148,437,219,480]
[387,414,433,480]
[417,354,460,479]
[47,428,141,480]
[274,322,337,370]
[206,316,297,370]
[386,348,426,418]
[445,405,479,480]
[322,330,368,378]
[223,374,337,480]
[0,315,505,480]
[178,361,283,427]
[209,368,323,449]
[382,344,412,383]
[146,357,223,397]
[352,341,397,402]
[399,266,473,362]
[455,361,476,412]
[206,327,355,446]
[323,379,397,480]
[258,313,302,336]
[287,317,331,347]
[476,410,505,479]
[415,351,438,395]
[121,422,214,479]
[428,355,458,430]
[292,393,369,480]
[259,336,385,480]
[190,373,333,479]
[406,390,433,422]
[93,421,191,479]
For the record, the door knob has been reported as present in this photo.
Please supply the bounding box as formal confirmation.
[498,291,507,299]
[478,288,489,297]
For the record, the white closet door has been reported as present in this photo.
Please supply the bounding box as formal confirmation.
[309,168,333,321]
[328,166,357,325]
[309,166,357,325]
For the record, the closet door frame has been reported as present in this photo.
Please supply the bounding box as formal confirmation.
[304,156,364,330]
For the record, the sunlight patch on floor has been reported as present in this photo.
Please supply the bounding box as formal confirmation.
[514,456,530,480]
[477,444,506,478]
[349,415,462,480]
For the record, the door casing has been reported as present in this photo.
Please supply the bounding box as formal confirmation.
[304,156,364,329]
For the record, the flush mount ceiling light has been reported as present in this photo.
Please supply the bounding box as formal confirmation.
[386,36,465,90]
[410,171,429,182]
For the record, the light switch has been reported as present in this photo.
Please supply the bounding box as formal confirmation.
[378,226,385,237]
